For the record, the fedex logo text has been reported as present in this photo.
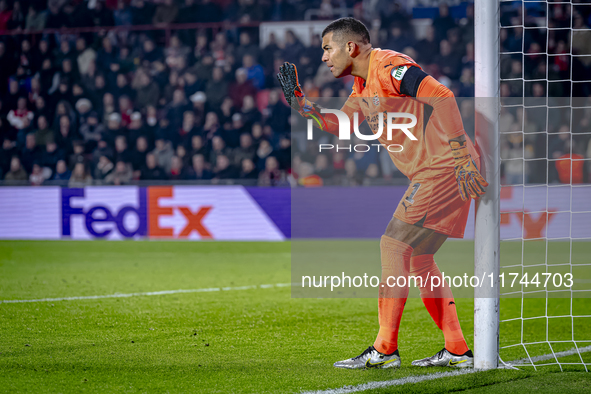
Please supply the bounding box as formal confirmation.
[148,187,212,239]
[61,187,212,239]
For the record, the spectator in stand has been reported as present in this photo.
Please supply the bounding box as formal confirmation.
[130,135,149,175]
[105,161,133,185]
[229,68,257,110]
[76,37,97,75]
[208,135,229,167]
[205,67,229,109]
[114,135,132,164]
[168,155,184,180]
[436,40,462,80]
[127,112,147,145]
[178,110,199,147]
[239,158,258,180]
[152,138,174,173]
[275,136,291,170]
[264,89,290,134]
[131,0,155,26]
[52,159,71,185]
[118,95,134,128]
[166,89,190,131]
[4,156,28,182]
[218,97,236,128]
[114,74,134,102]
[342,158,360,186]
[184,153,211,180]
[91,0,115,27]
[165,35,191,72]
[70,141,88,171]
[95,154,115,182]
[34,116,54,147]
[416,25,438,65]
[189,91,207,125]
[242,54,265,90]
[258,155,284,186]
[40,141,64,175]
[141,152,168,180]
[314,154,333,181]
[21,133,41,174]
[238,95,259,127]
[7,1,25,31]
[0,0,506,187]
[163,70,180,104]
[233,132,257,165]
[433,3,457,42]
[255,139,273,171]
[363,163,380,186]
[68,162,93,187]
[26,4,47,31]
[183,72,203,99]
[29,163,46,186]
[80,111,105,152]
[7,97,33,131]
[114,0,132,27]
[212,154,237,180]
[282,30,304,64]
[153,0,178,25]
[189,134,208,158]
[386,26,415,53]
[202,111,221,142]
[133,70,160,109]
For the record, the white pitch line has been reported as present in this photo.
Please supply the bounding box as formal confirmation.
[301,346,591,394]
[300,369,475,394]
[0,283,295,304]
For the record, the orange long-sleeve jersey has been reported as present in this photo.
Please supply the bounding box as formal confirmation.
[323,48,479,180]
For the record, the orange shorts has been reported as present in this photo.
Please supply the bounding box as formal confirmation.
[393,169,471,239]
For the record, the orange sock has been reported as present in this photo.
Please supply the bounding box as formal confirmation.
[410,254,469,355]
[374,235,413,354]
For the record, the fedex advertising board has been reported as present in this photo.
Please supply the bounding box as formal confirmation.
[463,185,591,240]
[0,185,589,241]
[0,186,284,241]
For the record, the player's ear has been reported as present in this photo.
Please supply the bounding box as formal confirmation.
[346,41,357,57]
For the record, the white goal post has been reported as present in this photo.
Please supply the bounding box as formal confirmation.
[475,0,591,371]
[474,0,502,370]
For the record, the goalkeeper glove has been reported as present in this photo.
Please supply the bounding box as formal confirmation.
[449,138,489,201]
[277,62,328,131]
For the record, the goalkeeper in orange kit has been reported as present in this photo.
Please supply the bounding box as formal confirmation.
[278,18,488,369]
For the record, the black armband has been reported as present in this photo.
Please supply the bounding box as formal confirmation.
[399,66,428,97]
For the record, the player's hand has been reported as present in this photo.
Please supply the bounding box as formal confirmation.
[277,62,328,130]
[449,137,488,201]
[276,62,303,109]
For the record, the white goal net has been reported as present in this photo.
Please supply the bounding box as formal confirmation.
[497,0,591,371]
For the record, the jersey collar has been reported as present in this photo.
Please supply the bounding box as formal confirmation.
[362,48,379,89]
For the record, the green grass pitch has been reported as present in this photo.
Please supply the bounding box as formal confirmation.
[0,240,590,393]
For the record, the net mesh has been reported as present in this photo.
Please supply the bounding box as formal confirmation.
[498,0,591,370]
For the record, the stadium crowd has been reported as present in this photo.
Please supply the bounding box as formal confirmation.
[0,0,589,186]
[499,1,591,185]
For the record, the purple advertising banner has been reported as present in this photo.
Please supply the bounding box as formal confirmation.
[291,186,406,239]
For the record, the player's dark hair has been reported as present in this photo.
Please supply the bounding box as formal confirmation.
[322,17,371,45]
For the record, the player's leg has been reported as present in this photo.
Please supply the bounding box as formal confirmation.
[410,232,473,367]
[373,217,435,354]
[334,217,434,369]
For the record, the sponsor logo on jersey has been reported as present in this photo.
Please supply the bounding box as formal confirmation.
[373,93,380,106]
[392,65,408,81]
